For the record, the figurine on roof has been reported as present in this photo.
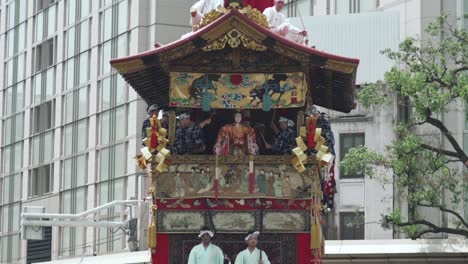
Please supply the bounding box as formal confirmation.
[263,0,308,45]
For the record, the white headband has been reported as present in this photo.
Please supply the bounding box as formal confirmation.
[244,231,260,241]
[198,230,214,238]
[279,117,294,127]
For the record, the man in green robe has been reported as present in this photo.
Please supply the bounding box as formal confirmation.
[234,231,270,264]
[188,226,227,264]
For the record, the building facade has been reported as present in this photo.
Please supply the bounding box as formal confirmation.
[0,0,193,263]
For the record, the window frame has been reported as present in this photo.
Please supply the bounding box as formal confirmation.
[339,133,365,179]
[339,211,365,240]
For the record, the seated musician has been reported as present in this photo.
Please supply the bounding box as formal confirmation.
[265,116,296,155]
[171,112,212,155]
[141,104,159,141]
[213,111,259,156]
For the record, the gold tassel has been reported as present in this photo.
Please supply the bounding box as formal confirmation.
[311,217,322,249]
[147,212,157,249]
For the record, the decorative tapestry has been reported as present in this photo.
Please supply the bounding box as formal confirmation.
[169,72,308,109]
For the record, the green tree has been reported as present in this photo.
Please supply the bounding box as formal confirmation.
[340,15,468,239]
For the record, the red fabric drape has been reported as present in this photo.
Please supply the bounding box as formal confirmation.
[152,234,170,264]
[296,233,313,264]
[243,0,274,12]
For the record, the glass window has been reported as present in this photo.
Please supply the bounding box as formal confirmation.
[3,177,11,204]
[15,114,24,142]
[100,111,110,145]
[46,67,55,98]
[6,59,14,87]
[78,52,89,85]
[1,236,8,261]
[80,21,89,52]
[100,148,109,181]
[67,27,76,58]
[6,30,14,58]
[101,41,112,75]
[63,158,72,190]
[115,106,126,140]
[18,23,26,52]
[44,131,53,161]
[66,58,75,90]
[7,1,15,30]
[117,1,128,35]
[35,12,44,42]
[80,0,90,19]
[34,73,42,103]
[12,203,20,231]
[64,124,73,156]
[4,87,13,116]
[1,206,9,232]
[101,77,111,110]
[17,53,25,82]
[3,146,11,173]
[117,34,128,58]
[3,118,12,145]
[32,136,40,164]
[340,212,365,240]
[67,0,76,25]
[78,86,88,119]
[76,187,86,213]
[13,143,22,171]
[77,119,87,152]
[76,155,87,187]
[18,0,27,23]
[99,182,109,205]
[114,143,126,178]
[116,76,127,105]
[65,92,73,124]
[102,8,112,42]
[13,174,22,202]
[60,227,71,257]
[114,178,126,200]
[340,133,365,178]
[48,5,57,36]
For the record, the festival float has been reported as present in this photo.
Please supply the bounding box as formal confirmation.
[110,1,359,263]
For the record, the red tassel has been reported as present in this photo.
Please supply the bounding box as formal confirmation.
[248,172,255,194]
[151,130,158,149]
[214,179,220,199]
[307,121,317,149]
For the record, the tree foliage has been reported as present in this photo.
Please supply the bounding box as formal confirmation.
[340,15,468,239]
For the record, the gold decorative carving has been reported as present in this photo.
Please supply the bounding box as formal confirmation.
[199,5,269,29]
[199,9,224,28]
[242,6,269,29]
[202,29,267,51]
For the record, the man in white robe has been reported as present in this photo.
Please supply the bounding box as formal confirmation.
[190,0,224,27]
[188,226,228,264]
[263,0,308,45]
[234,231,271,264]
